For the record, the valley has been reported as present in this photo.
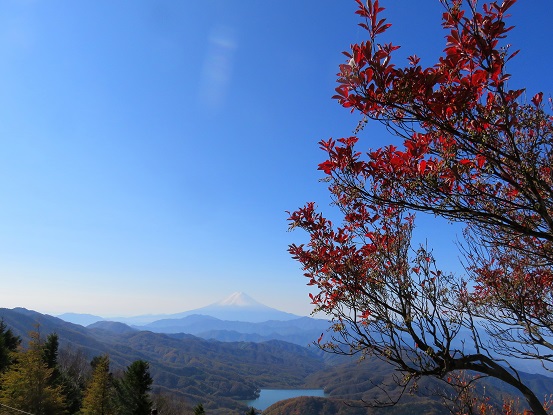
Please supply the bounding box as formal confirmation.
[0,307,324,414]
[1,294,553,414]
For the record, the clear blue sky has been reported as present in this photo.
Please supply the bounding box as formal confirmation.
[0,1,550,317]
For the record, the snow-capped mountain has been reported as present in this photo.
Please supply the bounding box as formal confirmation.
[165,292,300,323]
[58,292,302,325]
[215,291,261,307]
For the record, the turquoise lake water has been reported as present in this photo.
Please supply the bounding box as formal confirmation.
[243,389,326,410]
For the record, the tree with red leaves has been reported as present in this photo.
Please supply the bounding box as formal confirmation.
[289,1,552,414]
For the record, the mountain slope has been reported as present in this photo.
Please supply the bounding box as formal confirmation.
[139,314,330,346]
[0,308,117,363]
[305,358,553,413]
[164,292,301,322]
[0,307,326,415]
[57,292,303,326]
[57,312,105,326]
[263,396,444,415]
[4,307,553,415]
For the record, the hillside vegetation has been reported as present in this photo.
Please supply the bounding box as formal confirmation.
[1,307,553,414]
[0,308,323,414]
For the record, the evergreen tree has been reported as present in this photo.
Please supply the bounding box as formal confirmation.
[81,355,116,415]
[0,330,66,415]
[58,369,84,415]
[115,360,153,415]
[193,402,206,415]
[42,333,58,368]
[0,320,20,373]
[42,334,84,414]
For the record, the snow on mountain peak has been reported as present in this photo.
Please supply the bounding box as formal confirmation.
[215,292,263,307]
[189,292,300,322]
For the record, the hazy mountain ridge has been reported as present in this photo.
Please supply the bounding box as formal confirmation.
[0,307,326,414]
[177,292,300,322]
[57,312,106,326]
[58,292,306,326]
[55,293,551,375]
[2,306,553,414]
[135,314,330,347]
[88,320,138,334]
[57,292,331,347]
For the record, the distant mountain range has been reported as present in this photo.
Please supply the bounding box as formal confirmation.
[0,306,326,415]
[55,293,552,375]
[56,292,330,347]
[186,291,300,322]
[2,306,553,415]
[58,292,303,326]
[87,314,329,347]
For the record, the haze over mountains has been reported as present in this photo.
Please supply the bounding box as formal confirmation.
[3,305,553,415]
[169,291,301,322]
[0,306,326,414]
[58,292,302,326]
[57,292,329,347]
[54,293,553,372]
[55,292,551,375]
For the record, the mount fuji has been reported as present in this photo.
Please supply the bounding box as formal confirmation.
[58,292,303,326]
[61,292,331,346]
[132,292,330,345]
[149,292,300,323]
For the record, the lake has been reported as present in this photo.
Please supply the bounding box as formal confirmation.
[243,389,327,410]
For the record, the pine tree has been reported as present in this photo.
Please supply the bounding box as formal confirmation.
[193,402,206,415]
[0,320,20,373]
[81,355,116,415]
[0,330,66,415]
[115,360,153,415]
[42,333,59,369]
[41,333,84,414]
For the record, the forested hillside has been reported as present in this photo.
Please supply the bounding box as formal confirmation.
[263,397,445,415]
[0,307,324,414]
[2,307,552,414]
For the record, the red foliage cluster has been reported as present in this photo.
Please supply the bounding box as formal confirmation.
[289,1,553,414]
[328,0,553,245]
[301,0,553,329]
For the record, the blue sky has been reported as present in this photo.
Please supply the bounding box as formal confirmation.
[0,1,550,317]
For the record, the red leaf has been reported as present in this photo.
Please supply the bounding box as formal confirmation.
[418,160,427,174]
[476,154,486,169]
[531,92,543,107]
[318,160,334,174]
